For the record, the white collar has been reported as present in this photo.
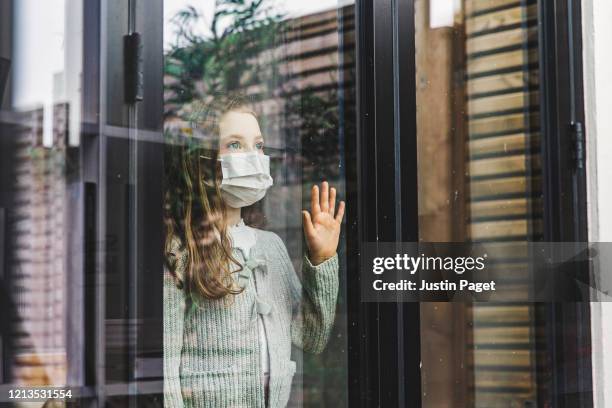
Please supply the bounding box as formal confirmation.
[228,219,256,258]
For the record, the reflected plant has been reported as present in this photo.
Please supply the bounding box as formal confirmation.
[286,87,341,182]
[164,0,284,118]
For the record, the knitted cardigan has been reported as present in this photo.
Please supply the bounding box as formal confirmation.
[163,228,339,408]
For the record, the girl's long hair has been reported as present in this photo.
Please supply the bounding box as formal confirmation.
[164,95,257,299]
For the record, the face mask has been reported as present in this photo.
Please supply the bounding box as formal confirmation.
[218,151,273,208]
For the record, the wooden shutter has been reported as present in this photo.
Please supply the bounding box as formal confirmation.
[465,1,541,406]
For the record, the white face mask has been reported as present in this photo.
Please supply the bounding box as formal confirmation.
[218,151,273,208]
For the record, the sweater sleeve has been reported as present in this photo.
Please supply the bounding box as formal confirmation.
[163,245,186,407]
[271,234,339,354]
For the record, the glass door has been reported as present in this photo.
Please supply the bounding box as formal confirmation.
[0,0,592,406]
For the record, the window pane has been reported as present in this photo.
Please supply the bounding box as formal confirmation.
[415,0,542,406]
[162,1,354,406]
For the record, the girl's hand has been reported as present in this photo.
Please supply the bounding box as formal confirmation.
[302,182,345,265]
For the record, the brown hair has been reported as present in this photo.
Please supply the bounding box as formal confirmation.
[164,94,259,299]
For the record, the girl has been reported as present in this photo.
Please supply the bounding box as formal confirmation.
[163,96,344,408]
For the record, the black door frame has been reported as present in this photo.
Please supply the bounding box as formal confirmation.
[539,0,592,406]
[346,0,421,406]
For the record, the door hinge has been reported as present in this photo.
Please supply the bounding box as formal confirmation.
[124,32,143,103]
[571,121,585,170]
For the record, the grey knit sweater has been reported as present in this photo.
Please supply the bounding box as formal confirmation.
[163,228,339,408]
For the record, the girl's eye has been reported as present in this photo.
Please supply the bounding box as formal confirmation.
[255,142,264,150]
[227,141,241,150]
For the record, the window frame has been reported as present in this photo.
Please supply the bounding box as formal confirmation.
[347,0,421,406]
[538,0,592,406]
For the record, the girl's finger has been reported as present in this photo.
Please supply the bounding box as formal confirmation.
[320,181,329,213]
[329,187,336,217]
[302,211,315,238]
[335,201,345,223]
[311,185,321,217]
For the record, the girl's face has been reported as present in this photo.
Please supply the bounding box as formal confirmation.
[218,110,264,155]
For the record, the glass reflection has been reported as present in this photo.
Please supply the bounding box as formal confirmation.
[163,0,353,406]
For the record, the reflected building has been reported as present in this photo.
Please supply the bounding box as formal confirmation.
[1,104,69,386]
